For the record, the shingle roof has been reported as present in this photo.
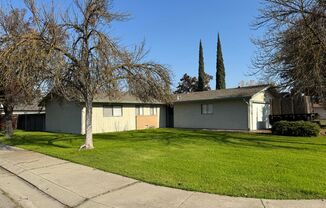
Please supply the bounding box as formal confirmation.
[14,102,45,112]
[93,94,164,104]
[174,85,270,103]
[42,91,166,105]
[0,101,45,113]
[42,85,270,105]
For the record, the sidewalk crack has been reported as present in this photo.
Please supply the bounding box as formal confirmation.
[107,181,141,194]
[177,193,194,208]
[27,161,69,172]
[16,159,40,165]
[73,181,140,208]
[260,199,266,208]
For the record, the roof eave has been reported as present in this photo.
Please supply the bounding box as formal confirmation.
[86,101,166,105]
[173,96,252,103]
[249,85,271,99]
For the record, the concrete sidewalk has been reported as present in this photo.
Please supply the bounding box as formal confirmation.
[0,146,325,208]
[0,168,65,208]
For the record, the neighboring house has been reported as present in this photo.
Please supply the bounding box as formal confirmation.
[173,85,274,131]
[45,94,169,134]
[0,102,45,131]
[314,103,326,119]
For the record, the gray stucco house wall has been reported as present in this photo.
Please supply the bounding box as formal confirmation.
[174,99,249,130]
[45,99,83,134]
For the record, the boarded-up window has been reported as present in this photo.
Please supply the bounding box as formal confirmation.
[136,106,144,115]
[103,106,122,117]
[201,104,213,115]
[150,106,157,115]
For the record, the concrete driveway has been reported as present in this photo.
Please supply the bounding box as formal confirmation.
[0,145,325,208]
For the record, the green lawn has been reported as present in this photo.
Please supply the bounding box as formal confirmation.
[1,129,326,199]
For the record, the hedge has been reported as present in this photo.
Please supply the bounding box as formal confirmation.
[272,120,320,137]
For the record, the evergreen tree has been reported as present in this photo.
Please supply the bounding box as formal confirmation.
[174,73,197,94]
[174,72,213,94]
[197,40,205,91]
[202,73,213,91]
[216,33,226,89]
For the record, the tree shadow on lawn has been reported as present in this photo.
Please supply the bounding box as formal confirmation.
[3,129,326,152]
[94,131,180,147]
[3,132,83,149]
[190,131,326,152]
[95,129,326,152]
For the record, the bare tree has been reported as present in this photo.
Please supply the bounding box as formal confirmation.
[0,8,52,138]
[252,0,326,101]
[25,0,172,149]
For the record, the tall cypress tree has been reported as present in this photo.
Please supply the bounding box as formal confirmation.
[197,40,205,91]
[216,33,226,89]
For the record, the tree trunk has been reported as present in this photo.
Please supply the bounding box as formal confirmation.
[3,104,14,139]
[80,99,94,150]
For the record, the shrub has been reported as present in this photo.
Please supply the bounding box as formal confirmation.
[272,120,320,137]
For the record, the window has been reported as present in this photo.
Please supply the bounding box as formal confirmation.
[103,105,122,117]
[150,106,157,115]
[113,106,122,117]
[136,105,144,116]
[103,106,113,117]
[201,104,213,115]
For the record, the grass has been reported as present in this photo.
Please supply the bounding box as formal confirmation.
[1,128,326,199]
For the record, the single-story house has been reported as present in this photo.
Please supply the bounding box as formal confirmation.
[0,102,45,131]
[44,85,274,134]
[45,94,171,134]
[173,85,274,131]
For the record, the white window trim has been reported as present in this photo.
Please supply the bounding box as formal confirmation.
[136,105,144,116]
[201,104,213,115]
[113,105,123,117]
[150,106,157,115]
[103,105,123,117]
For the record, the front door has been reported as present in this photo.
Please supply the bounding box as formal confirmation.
[252,103,270,130]
[166,106,174,128]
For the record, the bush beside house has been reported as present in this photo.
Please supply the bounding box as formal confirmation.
[272,120,320,137]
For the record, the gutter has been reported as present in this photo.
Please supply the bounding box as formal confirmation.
[174,96,252,104]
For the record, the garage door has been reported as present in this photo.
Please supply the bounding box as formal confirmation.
[252,103,271,130]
